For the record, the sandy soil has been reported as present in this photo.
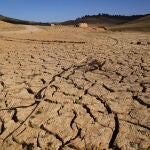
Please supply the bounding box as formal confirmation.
[0,25,150,150]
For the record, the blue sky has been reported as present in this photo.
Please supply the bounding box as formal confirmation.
[0,0,150,22]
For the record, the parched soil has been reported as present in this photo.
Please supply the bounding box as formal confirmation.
[0,26,150,150]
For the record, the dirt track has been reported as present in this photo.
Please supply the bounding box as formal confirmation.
[0,26,150,149]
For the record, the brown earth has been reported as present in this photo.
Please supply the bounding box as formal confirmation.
[0,24,150,150]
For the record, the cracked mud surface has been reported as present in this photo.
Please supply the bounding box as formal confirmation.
[0,26,150,149]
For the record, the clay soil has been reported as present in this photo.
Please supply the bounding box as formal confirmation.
[0,24,150,150]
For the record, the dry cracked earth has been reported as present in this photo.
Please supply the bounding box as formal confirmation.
[0,26,150,150]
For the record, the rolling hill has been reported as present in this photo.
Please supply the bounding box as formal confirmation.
[0,13,150,32]
[61,14,149,26]
[0,14,50,26]
[109,15,150,32]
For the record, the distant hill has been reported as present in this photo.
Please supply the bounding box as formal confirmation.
[1,13,150,32]
[0,14,50,26]
[109,15,150,32]
[61,13,150,26]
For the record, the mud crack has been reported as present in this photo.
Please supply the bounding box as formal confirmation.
[102,84,115,92]
[12,108,19,123]
[40,124,64,145]
[3,102,40,142]
[132,96,150,108]
[70,110,78,129]
[82,104,97,122]
[109,113,119,149]
[0,118,6,135]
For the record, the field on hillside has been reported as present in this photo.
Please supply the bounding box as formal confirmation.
[0,21,25,31]
[109,15,150,32]
[0,24,150,150]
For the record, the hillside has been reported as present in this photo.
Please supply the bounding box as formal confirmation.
[61,14,149,26]
[109,15,150,32]
[0,20,26,31]
[0,14,50,26]
[1,13,150,32]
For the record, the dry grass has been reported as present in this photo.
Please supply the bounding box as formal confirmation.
[109,15,150,32]
[110,25,150,32]
[0,21,25,31]
[38,25,52,31]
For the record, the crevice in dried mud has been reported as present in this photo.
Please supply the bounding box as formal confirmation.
[82,73,92,83]
[0,102,37,111]
[26,88,34,95]
[102,84,115,92]
[37,133,41,148]
[84,89,88,95]
[40,123,82,150]
[12,136,20,145]
[62,91,75,97]
[85,60,106,72]
[65,69,75,80]
[70,110,78,129]
[140,83,147,93]
[41,78,46,84]
[0,81,5,87]
[40,124,64,145]
[0,118,6,135]
[121,120,150,130]
[87,91,112,114]
[16,128,26,137]
[12,108,19,123]
[5,100,8,107]
[44,99,59,104]
[82,81,97,96]
[34,64,74,101]
[69,78,83,90]
[82,104,97,122]
[58,125,82,150]
[48,65,74,85]
[3,103,40,142]
[51,85,59,97]
[57,105,64,116]
[132,96,150,108]
[119,76,125,83]
[96,96,112,114]
[109,113,119,149]
[34,87,47,99]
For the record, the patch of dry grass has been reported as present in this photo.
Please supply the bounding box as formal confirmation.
[109,15,150,32]
[0,21,25,31]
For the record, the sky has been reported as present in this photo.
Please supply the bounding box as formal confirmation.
[0,0,150,22]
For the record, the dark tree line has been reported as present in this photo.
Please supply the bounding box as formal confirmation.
[76,13,150,20]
